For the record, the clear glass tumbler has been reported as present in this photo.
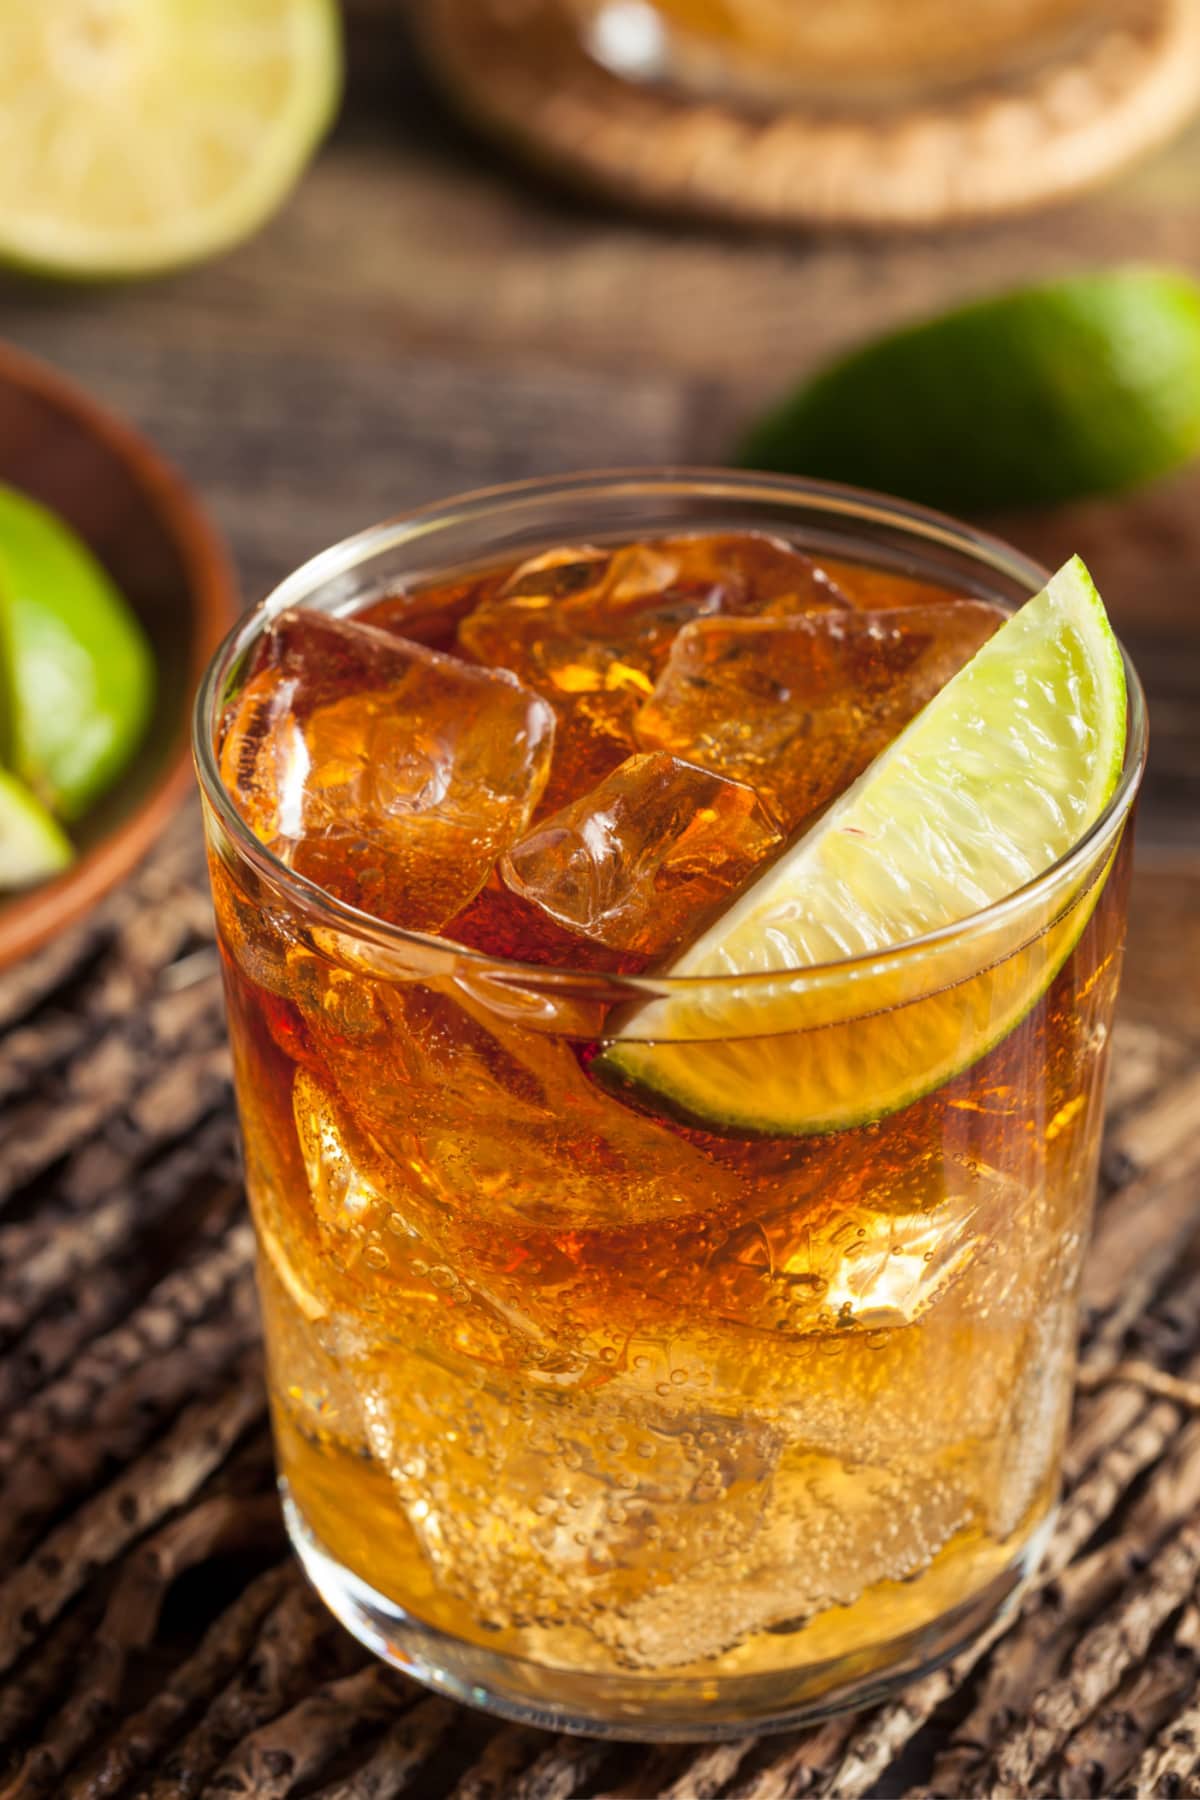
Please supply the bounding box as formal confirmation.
[195,472,1146,1740]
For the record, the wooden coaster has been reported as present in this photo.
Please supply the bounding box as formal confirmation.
[418,0,1200,228]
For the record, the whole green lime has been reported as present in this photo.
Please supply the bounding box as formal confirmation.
[740,268,1200,511]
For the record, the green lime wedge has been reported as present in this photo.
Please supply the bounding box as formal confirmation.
[0,485,154,820]
[0,767,73,890]
[0,1,342,279]
[740,269,1200,511]
[597,557,1126,1135]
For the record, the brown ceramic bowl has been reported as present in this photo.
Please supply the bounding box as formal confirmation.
[0,342,237,967]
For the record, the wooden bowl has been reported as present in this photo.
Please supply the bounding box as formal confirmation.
[0,342,237,967]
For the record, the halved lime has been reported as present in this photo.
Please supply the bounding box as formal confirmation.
[597,558,1127,1135]
[0,1,342,278]
[0,767,73,890]
[0,485,155,819]
[740,269,1200,510]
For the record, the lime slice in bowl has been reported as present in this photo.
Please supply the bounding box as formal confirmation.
[596,557,1127,1135]
[0,485,155,820]
[0,767,73,890]
[0,0,342,278]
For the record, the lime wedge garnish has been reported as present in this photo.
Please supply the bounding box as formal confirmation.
[597,557,1127,1135]
[0,486,155,819]
[0,767,73,890]
[0,1,342,278]
[741,269,1200,510]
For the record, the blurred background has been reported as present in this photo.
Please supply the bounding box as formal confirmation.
[0,0,1197,992]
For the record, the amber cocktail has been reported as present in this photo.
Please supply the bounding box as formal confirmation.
[196,473,1144,1738]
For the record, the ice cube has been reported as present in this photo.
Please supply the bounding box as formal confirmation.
[256,1235,369,1454]
[292,1064,396,1238]
[208,852,297,998]
[346,1338,781,1635]
[458,534,847,808]
[296,972,741,1240]
[817,557,973,613]
[501,752,782,958]
[489,533,844,625]
[218,610,556,929]
[356,571,503,651]
[634,601,1004,829]
[288,1062,562,1369]
[592,1450,974,1668]
[447,873,644,973]
[679,534,850,616]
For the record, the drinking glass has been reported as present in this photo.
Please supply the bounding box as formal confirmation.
[195,471,1146,1739]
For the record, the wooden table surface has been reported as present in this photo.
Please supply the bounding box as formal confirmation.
[1,6,1200,1798]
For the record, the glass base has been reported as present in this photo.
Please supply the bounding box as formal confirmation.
[282,1484,1051,1742]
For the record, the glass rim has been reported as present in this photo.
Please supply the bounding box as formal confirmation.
[193,467,1148,997]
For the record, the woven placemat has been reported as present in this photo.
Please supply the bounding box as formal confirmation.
[2,812,1200,1797]
[419,0,1200,228]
